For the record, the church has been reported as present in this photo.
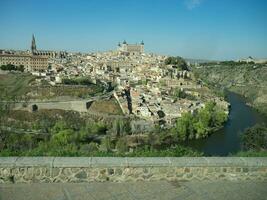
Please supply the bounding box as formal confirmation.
[31,34,67,58]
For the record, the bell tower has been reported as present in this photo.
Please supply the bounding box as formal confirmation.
[31,34,37,54]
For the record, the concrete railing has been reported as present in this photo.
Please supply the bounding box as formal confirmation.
[0,157,267,183]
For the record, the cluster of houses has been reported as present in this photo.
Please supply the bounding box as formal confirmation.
[1,40,229,127]
[42,47,228,126]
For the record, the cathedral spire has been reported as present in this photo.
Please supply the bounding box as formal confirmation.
[31,34,37,54]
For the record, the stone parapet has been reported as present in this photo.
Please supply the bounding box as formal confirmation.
[0,157,267,183]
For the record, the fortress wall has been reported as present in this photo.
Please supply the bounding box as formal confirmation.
[0,157,267,183]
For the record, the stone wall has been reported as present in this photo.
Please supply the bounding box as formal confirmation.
[0,157,267,183]
[13,100,89,112]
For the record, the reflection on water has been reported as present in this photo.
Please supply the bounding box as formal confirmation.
[187,91,267,156]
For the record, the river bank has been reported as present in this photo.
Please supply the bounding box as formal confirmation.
[186,91,267,156]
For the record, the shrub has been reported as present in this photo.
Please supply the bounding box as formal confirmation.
[241,124,267,151]
[116,137,128,153]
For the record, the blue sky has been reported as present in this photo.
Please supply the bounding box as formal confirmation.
[0,0,266,60]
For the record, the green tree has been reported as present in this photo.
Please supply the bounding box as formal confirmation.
[51,121,68,135]
[241,124,267,151]
[165,56,189,71]
[213,108,227,127]
[174,112,194,141]
[18,65,24,72]
[198,108,212,127]
[193,121,207,139]
[51,129,75,146]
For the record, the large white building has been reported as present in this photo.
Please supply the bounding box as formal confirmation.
[117,40,144,55]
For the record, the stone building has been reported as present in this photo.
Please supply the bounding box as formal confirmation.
[0,54,48,71]
[118,40,144,55]
[0,34,68,71]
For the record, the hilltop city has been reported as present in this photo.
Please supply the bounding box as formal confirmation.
[1,34,267,157]
[0,35,230,129]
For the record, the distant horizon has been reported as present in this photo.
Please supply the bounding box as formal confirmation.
[0,0,267,60]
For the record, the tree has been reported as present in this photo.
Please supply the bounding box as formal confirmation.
[174,112,194,141]
[51,129,75,146]
[197,108,212,127]
[172,101,228,141]
[241,124,267,151]
[51,121,68,135]
[18,65,24,72]
[193,121,207,139]
[0,64,24,72]
[213,108,227,127]
[165,56,189,71]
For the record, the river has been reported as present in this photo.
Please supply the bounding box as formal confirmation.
[187,91,267,156]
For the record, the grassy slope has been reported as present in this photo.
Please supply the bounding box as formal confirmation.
[88,98,124,115]
[0,73,122,116]
[0,73,36,98]
[0,73,103,100]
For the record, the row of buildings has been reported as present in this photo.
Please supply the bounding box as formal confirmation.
[0,35,67,71]
[0,36,145,72]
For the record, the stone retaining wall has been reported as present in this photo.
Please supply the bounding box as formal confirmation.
[0,157,267,183]
[13,100,89,112]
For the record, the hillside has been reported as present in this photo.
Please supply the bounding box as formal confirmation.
[193,62,267,115]
[0,73,103,100]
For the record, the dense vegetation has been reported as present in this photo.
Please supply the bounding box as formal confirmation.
[1,64,25,72]
[171,102,227,140]
[193,62,267,115]
[200,61,255,67]
[241,124,267,151]
[0,72,227,157]
[165,56,189,71]
[234,124,267,157]
[0,71,233,157]
[0,109,202,157]
[62,77,94,85]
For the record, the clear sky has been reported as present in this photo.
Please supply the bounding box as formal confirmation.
[0,0,266,60]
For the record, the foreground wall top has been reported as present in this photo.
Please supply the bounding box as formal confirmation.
[1,157,267,168]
